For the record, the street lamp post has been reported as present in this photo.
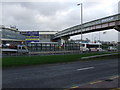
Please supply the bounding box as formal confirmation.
[77,3,83,53]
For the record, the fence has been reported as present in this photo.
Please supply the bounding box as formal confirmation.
[27,42,81,52]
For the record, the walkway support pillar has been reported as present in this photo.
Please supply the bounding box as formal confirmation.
[114,26,120,32]
[114,25,120,51]
[58,36,70,49]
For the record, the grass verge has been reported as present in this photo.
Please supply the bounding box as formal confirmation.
[2,52,119,67]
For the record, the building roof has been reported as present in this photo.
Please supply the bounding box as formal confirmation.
[0,25,19,32]
[19,30,57,32]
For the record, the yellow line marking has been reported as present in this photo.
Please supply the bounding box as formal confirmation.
[116,88,120,90]
[71,86,79,88]
[66,86,79,90]
[64,89,69,90]
[90,80,102,85]
[110,76,119,79]
[110,88,120,90]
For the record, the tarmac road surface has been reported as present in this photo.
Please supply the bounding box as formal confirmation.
[2,57,118,88]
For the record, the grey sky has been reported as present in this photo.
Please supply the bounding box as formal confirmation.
[1,0,120,42]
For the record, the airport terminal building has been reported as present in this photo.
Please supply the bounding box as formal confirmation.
[20,31,57,43]
[1,25,26,47]
[1,25,58,53]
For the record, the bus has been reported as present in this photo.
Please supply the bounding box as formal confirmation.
[80,43,102,52]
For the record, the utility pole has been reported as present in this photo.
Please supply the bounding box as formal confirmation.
[77,3,83,53]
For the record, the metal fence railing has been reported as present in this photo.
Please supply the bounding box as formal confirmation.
[27,43,81,52]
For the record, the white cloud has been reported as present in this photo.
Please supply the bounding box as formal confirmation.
[1,0,120,41]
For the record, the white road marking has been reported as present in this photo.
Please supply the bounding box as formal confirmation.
[77,67,94,71]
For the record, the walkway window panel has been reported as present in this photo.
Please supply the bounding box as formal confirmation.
[85,22,93,27]
[101,16,115,23]
[86,27,90,31]
[68,28,72,32]
[118,14,120,20]
[74,26,78,30]
[84,23,91,27]
[102,23,109,28]
[96,25,101,28]
[83,23,88,27]
[109,22,116,26]
[71,31,73,34]
[89,22,95,26]
[74,30,77,33]
[82,28,85,32]
[118,21,120,25]
[74,26,79,30]
[66,29,69,32]
[78,29,81,32]
[88,27,91,30]
[95,20,101,25]
[114,14,118,20]
[92,26,96,29]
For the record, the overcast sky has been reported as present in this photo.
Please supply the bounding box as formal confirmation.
[1,0,120,42]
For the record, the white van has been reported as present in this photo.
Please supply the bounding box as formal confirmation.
[2,44,29,55]
[17,45,29,54]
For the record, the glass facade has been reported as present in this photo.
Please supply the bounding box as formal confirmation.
[1,27,26,49]
[39,34,54,42]
[2,28,25,40]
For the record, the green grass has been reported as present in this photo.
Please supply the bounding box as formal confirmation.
[2,52,119,67]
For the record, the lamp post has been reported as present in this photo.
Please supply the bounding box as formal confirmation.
[77,3,83,53]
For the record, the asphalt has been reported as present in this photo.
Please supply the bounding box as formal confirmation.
[2,56,119,88]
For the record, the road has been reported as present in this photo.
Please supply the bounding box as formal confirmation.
[2,57,118,88]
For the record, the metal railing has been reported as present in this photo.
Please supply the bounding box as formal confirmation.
[27,42,81,52]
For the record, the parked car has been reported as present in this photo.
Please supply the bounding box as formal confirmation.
[108,46,117,51]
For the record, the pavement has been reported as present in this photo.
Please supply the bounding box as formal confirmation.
[2,56,119,88]
[81,53,119,59]
[69,75,119,89]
